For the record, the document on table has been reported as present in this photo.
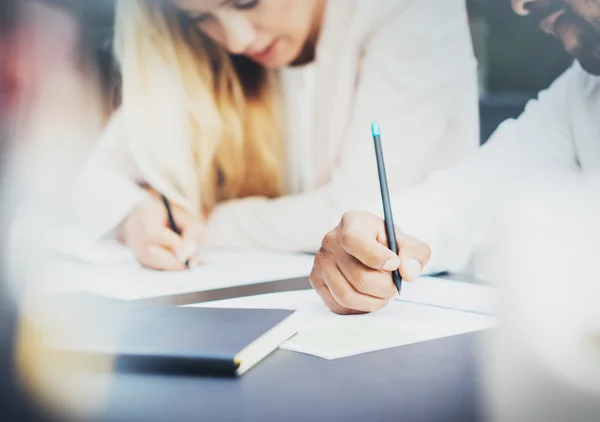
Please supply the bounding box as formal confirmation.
[9,215,316,300]
[282,300,495,359]
[30,248,314,300]
[202,277,497,315]
[11,221,315,300]
[194,280,498,360]
[396,276,496,315]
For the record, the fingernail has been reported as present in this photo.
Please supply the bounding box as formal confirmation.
[189,255,205,269]
[383,257,401,271]
[178,242,198,262]
[402,258,422,281]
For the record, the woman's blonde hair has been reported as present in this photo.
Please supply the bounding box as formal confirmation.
[114,0,283,215]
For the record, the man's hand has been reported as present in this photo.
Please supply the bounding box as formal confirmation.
[310,211,431,315]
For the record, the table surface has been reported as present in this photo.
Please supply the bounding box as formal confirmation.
[92,275,486,422]
[96,331,484,422]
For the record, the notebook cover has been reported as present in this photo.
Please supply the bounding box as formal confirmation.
[31,293,294,377]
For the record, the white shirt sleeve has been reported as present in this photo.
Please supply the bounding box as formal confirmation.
[391,64,581,275]
[73,111,149,237]
[203,2,479,252]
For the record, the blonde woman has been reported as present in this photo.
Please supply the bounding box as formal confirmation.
[76,0,479,270]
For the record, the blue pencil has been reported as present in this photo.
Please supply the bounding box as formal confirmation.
[371,122,403,292]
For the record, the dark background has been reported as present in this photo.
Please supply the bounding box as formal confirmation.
[467,0,573,141]
[468,0,572,94]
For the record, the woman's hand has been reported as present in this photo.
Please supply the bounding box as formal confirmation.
[118,194,205,271]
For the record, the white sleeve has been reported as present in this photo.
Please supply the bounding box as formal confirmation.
[73,111,149,238]
[390,65,581,274]
[203,0,479,252]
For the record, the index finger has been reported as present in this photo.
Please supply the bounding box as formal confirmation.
[172,208,205,261]
[337,212,401,271]
[139,245,187,271]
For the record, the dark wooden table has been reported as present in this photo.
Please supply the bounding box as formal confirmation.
[97,332,485,422]
[92,274,487,422]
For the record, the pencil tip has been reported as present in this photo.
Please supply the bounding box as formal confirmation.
[371,121,380,137]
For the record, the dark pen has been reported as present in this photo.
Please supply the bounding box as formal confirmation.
[371,122,403,293]
[161,194,190,269]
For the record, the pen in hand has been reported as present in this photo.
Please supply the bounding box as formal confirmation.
[161,194,190,269]
[371,122,403,293]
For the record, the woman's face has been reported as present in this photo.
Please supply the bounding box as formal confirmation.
[174,0,325,68]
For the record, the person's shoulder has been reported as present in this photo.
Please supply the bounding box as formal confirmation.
[535,62,591,100]
[349,0,466,26]
[326,0,415,34]
[351,0,411,23]
[520,62,599,132]
[569,62,600,99]
[338,0,468,44]
[544,62,600,111]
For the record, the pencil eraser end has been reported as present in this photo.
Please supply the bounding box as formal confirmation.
[371,121,381,137]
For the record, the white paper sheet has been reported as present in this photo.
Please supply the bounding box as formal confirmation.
[30,247,315,300]
[193,282,498,360]
[399,276,496,315]
[198,276,496,314]
[9,217,315,300]
[283,300,495,359]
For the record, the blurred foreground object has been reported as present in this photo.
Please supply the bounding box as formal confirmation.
[8,0,110,211]
[1,1,117,420]
[2,2,56,421]
[483,173,600,421]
